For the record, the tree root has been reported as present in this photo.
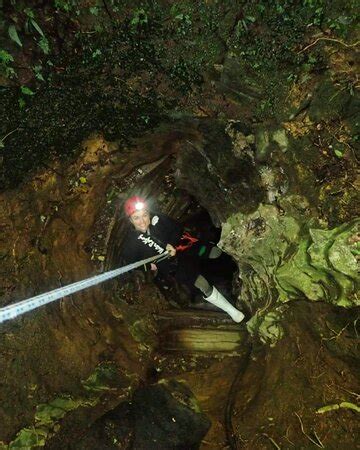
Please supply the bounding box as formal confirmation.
[294,412,324,448]
[262,433,281,450]
[224,346,252,450]
[316,402,360,414]
[298,37,360,54]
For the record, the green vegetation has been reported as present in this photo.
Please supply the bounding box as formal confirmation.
[0,50,15,79]
[226,0,359,118]
[0,0,358,188]
[0,362,129,449]
[222,203,359,345]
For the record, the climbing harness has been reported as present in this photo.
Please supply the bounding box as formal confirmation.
[176,231,208,257]
[0,252,169,325]
[175,231,199,252]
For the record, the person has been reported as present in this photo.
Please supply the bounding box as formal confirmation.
[121,196,244,323]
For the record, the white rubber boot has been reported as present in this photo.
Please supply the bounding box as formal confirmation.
[204,286,244,323]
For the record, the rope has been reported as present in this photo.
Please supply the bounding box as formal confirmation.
[0,252,169,325]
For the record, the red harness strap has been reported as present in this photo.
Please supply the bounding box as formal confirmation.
[175,231,199,252]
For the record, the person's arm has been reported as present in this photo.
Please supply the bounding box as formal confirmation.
[151,213,183,257]
[156,213,183,247]
[120,231,139,265]
[121,230,150,270]
[120,231,150,286]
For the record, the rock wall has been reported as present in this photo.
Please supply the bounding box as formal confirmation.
[0,129,188,444]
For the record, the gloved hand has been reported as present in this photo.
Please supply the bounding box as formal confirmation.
[166,243,176,257]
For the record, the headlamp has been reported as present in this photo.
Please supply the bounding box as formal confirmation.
[124,196,148,217]
[135,202,144,211]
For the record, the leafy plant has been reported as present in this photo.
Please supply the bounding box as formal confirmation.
[130,8,148,27]
[174,13,192,35]
[89,6,99,16]
[18,97,26,109]
[334,148,344,158]
[54,0,75,12]
[0,50,13,64]
[8,24,22,47]
[0,49,16,78]
[33,64,45,81]
[24,8,45,37]
[92,49,102,58]
[20,86,35,96]
[38,37,50,54]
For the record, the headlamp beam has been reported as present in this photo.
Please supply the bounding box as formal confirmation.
[135,202,145,211]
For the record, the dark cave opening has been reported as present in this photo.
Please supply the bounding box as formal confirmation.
[122,200,240,312]
[176,208,238,306]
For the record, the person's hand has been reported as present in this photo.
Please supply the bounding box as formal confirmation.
[166,243,176,257]
[150,263,158,273]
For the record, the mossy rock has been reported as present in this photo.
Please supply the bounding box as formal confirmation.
[221,200,359,315]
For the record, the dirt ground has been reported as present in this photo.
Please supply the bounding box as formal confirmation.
[69,301,359,450]
[152,301,360,449]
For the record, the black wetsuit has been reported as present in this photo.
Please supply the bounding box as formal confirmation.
[121,213,205,292]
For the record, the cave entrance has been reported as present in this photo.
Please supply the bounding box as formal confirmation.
[154,206,238,311]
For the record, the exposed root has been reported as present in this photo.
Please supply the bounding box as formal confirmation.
[335,385,360,401]
[323,321,350,341]
[294,412,324,448]
[224,346,252,450]
[298,37,360,54]
[284,425,295,446]
[0,128,19,146]
[262,433,281,450]
[316,402,360,414]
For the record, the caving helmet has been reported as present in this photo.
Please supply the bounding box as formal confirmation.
[124,196,148,217]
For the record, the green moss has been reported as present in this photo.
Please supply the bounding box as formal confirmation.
[247,310,285,347]
[276,238,331,302]
[82,362,119,392]
[221,200,359,338]
[3,363,133,449]
[307,222,359,306]
[127,317,157,355]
